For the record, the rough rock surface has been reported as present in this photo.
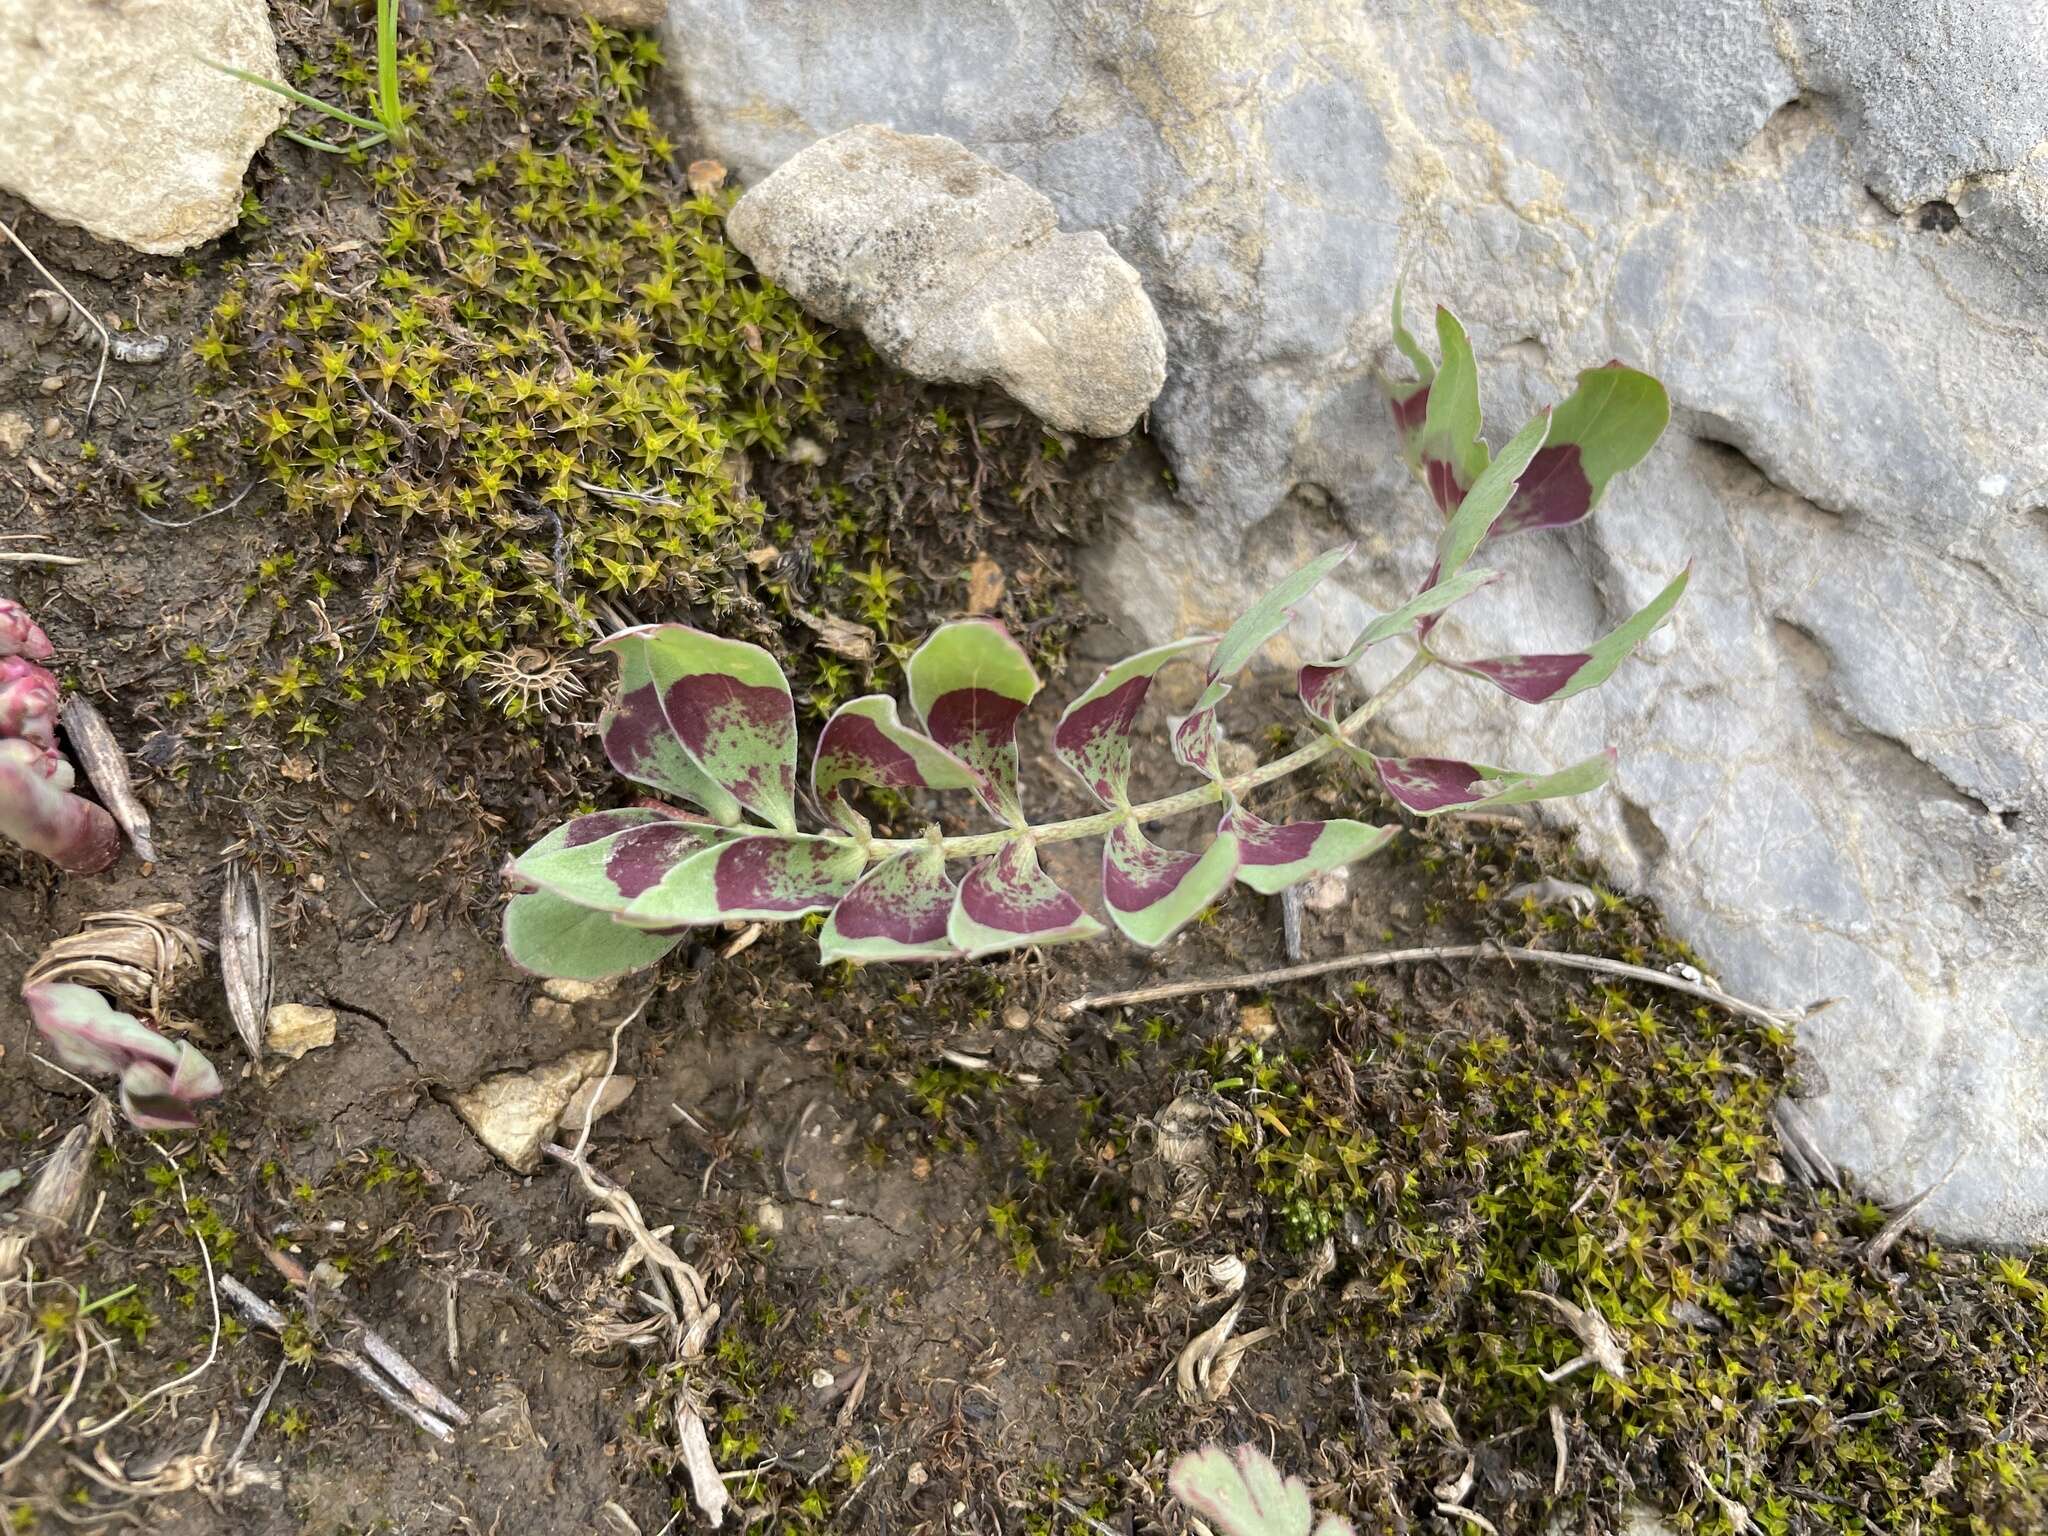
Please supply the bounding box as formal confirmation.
[725,125,1166,436]
[0,0,284,255]
[528,0,665,27]
[452,1047,616,1174]
[265,1002,337,1061]
[667,1,2048,1244]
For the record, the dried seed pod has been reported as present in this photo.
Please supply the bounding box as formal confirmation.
[0,1096,114,1280]
[59,693,155,863]
[25,903,201,1015]
[220,860,272,1062]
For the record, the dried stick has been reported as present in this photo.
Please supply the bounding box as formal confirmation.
[218,1276,454,1442]
[1061,941,1806,1028]
[260,1247,468,1425]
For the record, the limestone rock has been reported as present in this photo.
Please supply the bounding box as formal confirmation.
[453,1047,630,1174]
[0,0,285,255]
[666,1,2048,1243]
[528,0,665,26]
[264,1003,336,1061]
[724,125,1165,436]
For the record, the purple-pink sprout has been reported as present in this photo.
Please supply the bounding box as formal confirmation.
[0,596,53,660]
[24,981,224,1132]
[1,655,61,747]
[0,600,120,874]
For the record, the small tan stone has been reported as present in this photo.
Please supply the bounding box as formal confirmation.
[265,1003,337,1060]
[561,1071,636,1135]
[451,1048,609,1173]
[1236,1003,1277,1044]
[525,0,664,28]
[540,977,618,1005]
[0,412,31,458]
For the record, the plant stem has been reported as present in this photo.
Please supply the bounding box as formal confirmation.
[870,649,1434,863]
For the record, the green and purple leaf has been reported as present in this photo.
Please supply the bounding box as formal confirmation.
[503,890,688,980]
[1297,563,1501,725]
[1102,820,1241,947]
[1434,408,1552,582]
[506,808,722,913]
[596,624,798,832]
[812,695,978,834]
[1409,307,1488,513]
[1055,637,1213,807]
[819,844,960,963]
[1175,545,1352,778]
[907,621,1041,824]
[1383,281,1436,463]
[619,833,864,927]
[1169,1444,1356,1536]
[25,981,224,1131]
[1440,565,1690,703]
[1374,747,1616,816]
[1490,363,1669,538]
[948,837,1104,958]
[1222,807,1397,895]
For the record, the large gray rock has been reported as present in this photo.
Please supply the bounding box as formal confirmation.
[0,0,284,255]
[665,1,2048,1245]
[725,125,1166,437]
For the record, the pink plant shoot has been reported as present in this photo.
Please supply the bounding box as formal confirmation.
[25,982,224,1131]
[502,297,1685,980]
[0,600,120,874]
[0,596,53,660]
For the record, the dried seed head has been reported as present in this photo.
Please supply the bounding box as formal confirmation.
[220,860,272,1062]
[0,1096,114,1279]
[59,693,155,862]
[25,903,201,1014]
[475,645,586,715]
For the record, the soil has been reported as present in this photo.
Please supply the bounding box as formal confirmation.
[6,8,2046,1536]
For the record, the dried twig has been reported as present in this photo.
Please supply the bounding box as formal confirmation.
[218,1276,455,1442]
[225,1359,288,1478]
[260,1246,468,1425]
[1062,941,1809,1029]
[1519,1290,1629,1384]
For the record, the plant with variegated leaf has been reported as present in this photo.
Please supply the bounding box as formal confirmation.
[1169,1443,1355,1536]
[24,982,224,1132]
[501,298,1683,980]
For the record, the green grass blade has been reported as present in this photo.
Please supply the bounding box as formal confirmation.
[204,58,387,135]
[375,0,407,145]
[279,127,388,155]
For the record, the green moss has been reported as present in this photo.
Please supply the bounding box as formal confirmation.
[1199,834,2048,1534]
[182,23,828,740]
[146,14,1093,857]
